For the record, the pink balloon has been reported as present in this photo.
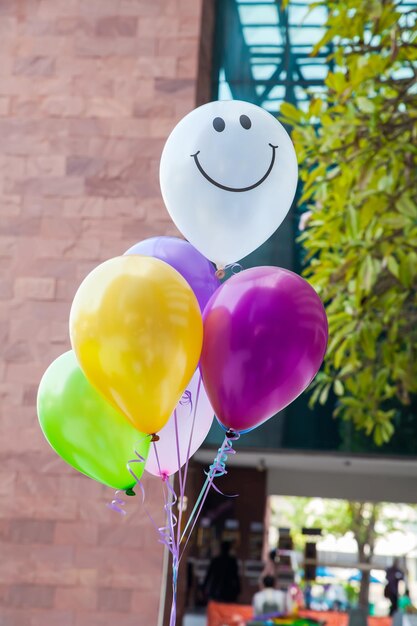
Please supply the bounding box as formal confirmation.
[145,371,214,478]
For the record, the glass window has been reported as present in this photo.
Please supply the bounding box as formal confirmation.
[213,0,330,115]
[204,0,417,457]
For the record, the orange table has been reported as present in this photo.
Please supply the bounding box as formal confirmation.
[207,604,392,626]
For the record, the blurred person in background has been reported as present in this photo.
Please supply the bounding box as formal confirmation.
[384,558,404,615]
[304,582,312,609]
[262,549,278,579]
[203,541,241,604]
[325,583,348,611]
[253,575,287,618]
[398,586,414,614]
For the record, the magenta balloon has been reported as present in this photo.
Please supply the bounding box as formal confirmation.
[145,370,214,478]
[200,267,328,433]
[124,236,220,312]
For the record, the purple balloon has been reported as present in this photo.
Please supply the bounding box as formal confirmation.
[200,267,328,433]
[124,237,220,312]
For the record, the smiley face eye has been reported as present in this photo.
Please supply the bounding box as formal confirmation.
[240,114,251,130]
[213,117,225,132]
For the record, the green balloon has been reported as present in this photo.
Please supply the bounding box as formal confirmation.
[37,350,150,491]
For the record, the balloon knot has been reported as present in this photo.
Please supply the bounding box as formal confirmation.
[226,429,239,440]
[151,433,160,442]
[215,268,225,279]
[125,487,136,497]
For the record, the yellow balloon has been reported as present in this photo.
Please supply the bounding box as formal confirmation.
[69,255,203,434]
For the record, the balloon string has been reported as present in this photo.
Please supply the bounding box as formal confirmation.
[176,379,201,551]
[131,440,180,620]
[107,434,151,515]
[155,467,179,626]
[153,438,164,478]
[127,438,174,547]
[174,408,185,499]
[181,382,200,489]
[169,558,179,626]
[161,478,178,554]
[167,385,199,626]
[152,441,180,557]
[163,476,180,626]
[127,437,149,486]
[107,436,178,556]
[169,410,183,626]
[174,408,184,547]
[179,430,240,562]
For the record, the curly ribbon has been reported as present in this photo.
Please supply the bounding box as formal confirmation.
[179,430,240,562]
[107,400,240,626]
[179,389,193,411]
[163,476,178,549]
[226,262,243,275]
[153,442,179,556]
[106,390,195,626]
[106,435,151,515]
[163,382,207,626]
[126,438,149,495]
[107,491,128,516]
[163,475,180,626]
[204,430,240,496]
[106,437,178,560]
[151,439,180,626]
[175,380,202,552]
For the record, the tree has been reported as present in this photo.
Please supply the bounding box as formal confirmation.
[314,501,382,608]
[280,0,417,444]
[271,497,416,609]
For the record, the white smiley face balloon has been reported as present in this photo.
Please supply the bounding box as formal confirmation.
[159,100,298,267]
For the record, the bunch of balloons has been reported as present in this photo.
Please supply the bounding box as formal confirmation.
[37,237,219,491]
[37,100,328,625]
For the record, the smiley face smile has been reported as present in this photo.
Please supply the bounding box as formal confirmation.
[190,143,278,193]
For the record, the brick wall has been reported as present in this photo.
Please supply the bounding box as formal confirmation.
[0,1,207,624]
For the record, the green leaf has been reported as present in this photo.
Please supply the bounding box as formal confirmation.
[341,397,362,408]
[347,206,359,238]
[334,338,349,370]
[399,254,412,288]
[319,384,331,405]
[280,102,302,123]
[309,98,324,117]
[309,384,324,408]
[386,256,399,279]
[377,175,393,193]
[359,255,377,293]
[356,97,375,113]
[396,194,417,219]
[311,28,335,57]
[381,213,408,229]
[334,379,345,396]
[325,72,347,93]
[374,425,384,446]
[360,326,376,360]
[339,362,356,377]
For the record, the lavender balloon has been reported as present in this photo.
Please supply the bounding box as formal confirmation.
[200,267,328,433]
[124,236,220,312]
[145,370,213,478]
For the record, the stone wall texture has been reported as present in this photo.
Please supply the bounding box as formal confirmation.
[0,0,207,624]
